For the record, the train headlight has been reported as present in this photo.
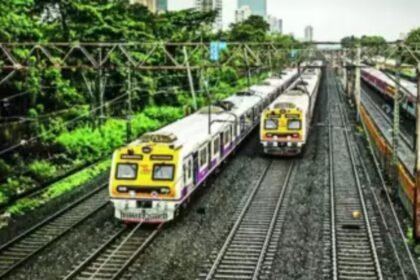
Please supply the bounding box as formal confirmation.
[160,188,170,194]
[117,186,128,192]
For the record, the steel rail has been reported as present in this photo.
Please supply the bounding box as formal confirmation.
[0,184,109,278]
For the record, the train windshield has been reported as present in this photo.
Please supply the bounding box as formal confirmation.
[153,164,175,181]
[264,119,278,130]
[116,163,138,180]
[288,120,301,130]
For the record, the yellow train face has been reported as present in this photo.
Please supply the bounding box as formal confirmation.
[109,143,180,200]
[261,108,304,141]
[260,107,305,155]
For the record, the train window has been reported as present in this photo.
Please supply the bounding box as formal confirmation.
[223,130,229,145]
[116,163,138,180]
[199,147,208,167]
[264,119,278,130]
[188,159,192,179]
[288,120,302,130]
[152,164,175,181]
[213,137,220,156]
[183,164,187,184]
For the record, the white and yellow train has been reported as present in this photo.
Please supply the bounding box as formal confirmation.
[109,69,299,223]
[260,62,323,155]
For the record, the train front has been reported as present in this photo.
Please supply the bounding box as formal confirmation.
[109,133,181,223]
[260,104,305,156]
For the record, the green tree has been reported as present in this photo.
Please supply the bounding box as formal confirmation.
[360,35,386,47]
[340,36,360,48]
[229,15,270,42]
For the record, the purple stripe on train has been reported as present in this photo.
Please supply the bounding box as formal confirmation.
[181,186,188,198]
[197,166,210,185]
[223,143,235,156]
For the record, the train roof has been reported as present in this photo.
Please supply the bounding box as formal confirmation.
[132,70,298,158]
[267,68,321,111]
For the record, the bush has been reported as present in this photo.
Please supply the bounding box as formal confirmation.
[2,176,36,196]
[7,160,110,215]
[143,106,183,125]
[0,159,11,178]
[28,160,57,182]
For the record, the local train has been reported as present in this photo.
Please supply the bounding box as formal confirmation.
[260,61,323,155]
[108,69,299,223]
[361,67,417,118]
[369,56,416,82]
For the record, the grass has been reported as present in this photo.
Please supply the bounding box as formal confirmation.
[6,160,110,216]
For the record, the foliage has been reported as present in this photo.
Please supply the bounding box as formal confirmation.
[28,160,57,181]
[229,15,270,42]
[360,35,386,48]
[0,1,291,216]
[341,35,386,49]
[0,160,11,178]
[7,160,110,215]
[406,28,420,44]
[404,28,420,64]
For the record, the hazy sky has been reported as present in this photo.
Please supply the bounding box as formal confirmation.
[169,0,420,41]
[266,0,420,41]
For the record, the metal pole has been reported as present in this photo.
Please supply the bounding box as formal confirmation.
[355,47,361,120]
[98,48,105,127]
[244,47,251,91]
[183,46,198,111]
[392,55,401,191]
[126,67,132,143]
[414,63,420,241]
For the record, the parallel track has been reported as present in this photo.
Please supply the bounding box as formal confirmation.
[361,88,413,150]
[63,223,161,280]
[199,160,294,280]
[328,71,383,280]
[0,185,109,278]
[340,79,420,279]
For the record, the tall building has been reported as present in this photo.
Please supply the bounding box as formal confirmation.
[267,15,282,33]
[195,0,223,30]
[235,5,252,22]
[304,25,314,42]
[238,0,267,17]
[130,0,157,13]
[278,19,283,34]
[157,0,168,12]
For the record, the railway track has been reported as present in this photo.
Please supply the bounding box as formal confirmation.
[361,88,414,150]
[199,160,295,280]
[0,185,109,278]
[339,78,420,279]
[63,223,161,280]
[327,72,383,280]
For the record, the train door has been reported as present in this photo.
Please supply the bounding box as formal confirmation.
[211,136,221,166]
[183,156,194,188]
[207,142,212,169]
[240,115,246,134]
[192,152,199,184]
[220,132,224,157]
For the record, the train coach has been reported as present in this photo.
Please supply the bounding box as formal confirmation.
[361,67,417,118]
[260,62,323,155]
[108,69,298,223]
